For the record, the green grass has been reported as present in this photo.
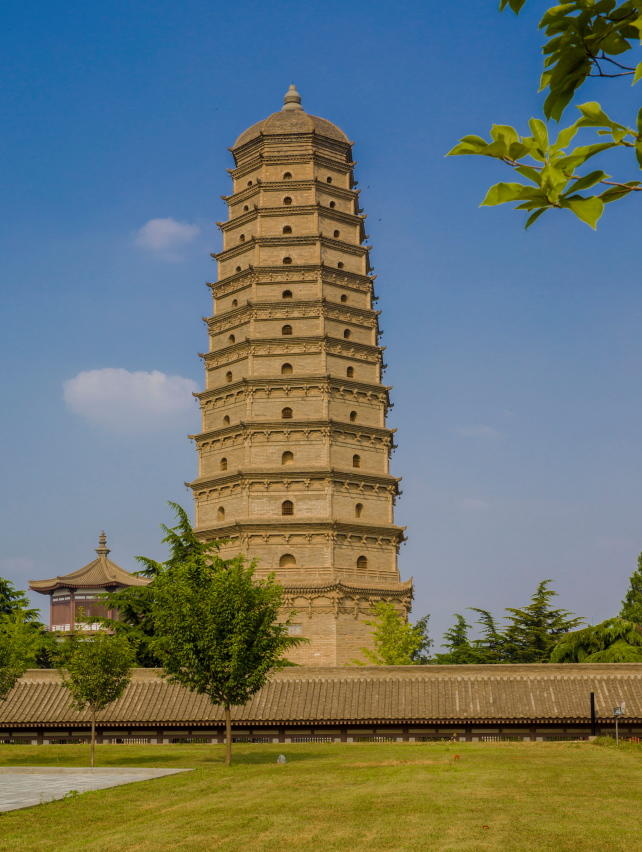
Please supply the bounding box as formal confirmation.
[0,740,640,850]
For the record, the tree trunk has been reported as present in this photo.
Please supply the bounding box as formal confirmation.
[90,708,96,768]
[224,704,232,766]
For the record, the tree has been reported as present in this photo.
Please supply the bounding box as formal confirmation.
[448,1,642,228]
[469,607,507,663]
[354,602,432,665]
[0,576,56,668]
[0,577,39,621]
[620,551,642,624]
[62,634,134,767]
[435,613,499,664]
[100,583,159,667]
[502,580,583,662]
[98,503,216,666]
[0,616,39,700]
[150,506,303,765]
[551,616,642,661]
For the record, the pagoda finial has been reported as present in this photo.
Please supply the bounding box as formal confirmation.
[96,530,110,557]
[282,83,303,112]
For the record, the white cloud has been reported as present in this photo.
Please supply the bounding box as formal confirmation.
[134,217,200,256]
[63,368,199,432]
[455,425,501,439]
[461,498,491,511]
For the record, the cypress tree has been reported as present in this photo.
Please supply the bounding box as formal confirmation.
[503,580,582,663]
[620,553,642,625]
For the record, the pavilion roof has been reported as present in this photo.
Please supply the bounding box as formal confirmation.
[28,532,149,593]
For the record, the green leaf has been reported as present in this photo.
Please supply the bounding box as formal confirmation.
[540,4,576,27]
[490,124,520,147]
[567,170,607,193]
[515,164,542,183]
[634,61,642,85]
[556,142,618,171]
[481,182,536,206]
[576,102,624,131]
[446,136,488,156]
[508,141,530,159]
[544,87,576,122]
[525,208,548,229]
[552,121,580,150]
[629,13,642,41]
[529,118,549,150]
[499,0,527,12]
[637,108,642,168]
[562,195,605,229]
[600,181,641,203]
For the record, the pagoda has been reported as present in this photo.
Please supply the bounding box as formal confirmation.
[189,86,412,664]
[29,532,149,633]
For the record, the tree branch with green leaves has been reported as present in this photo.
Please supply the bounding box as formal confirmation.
[449,0,642,227]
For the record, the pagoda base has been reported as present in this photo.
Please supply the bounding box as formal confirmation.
[279,578,413,666]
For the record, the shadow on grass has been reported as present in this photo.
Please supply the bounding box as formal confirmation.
[0,747,332,770]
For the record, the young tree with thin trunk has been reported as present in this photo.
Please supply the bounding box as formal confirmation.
[150,505,303,766]
[354,602,432,665]
[62,633,134,767]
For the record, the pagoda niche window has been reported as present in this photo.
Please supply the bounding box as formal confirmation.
[355,503,363,518]
[281,324,293,336]
[346,366,354,378]
[220,457,228,471]
[349,411,357,422]
[281,500,294,516]
[281,407,293,419]
[283,196,293,206]
[357,555,368,570]
[217,507,225,521]
[352,454,361,468]
[225,371,233,383]
[279,553,296,567]
[282,225,292,234]
[282,290,293,299]
[343,329,351,339]
[282,171,292,179]
[282,451,294,465]
[281,363,293,376]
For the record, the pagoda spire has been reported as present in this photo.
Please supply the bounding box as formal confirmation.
[95,531,110,557]
[282,83,303,112]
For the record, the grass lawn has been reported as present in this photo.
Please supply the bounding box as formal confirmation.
[0,740,640,850]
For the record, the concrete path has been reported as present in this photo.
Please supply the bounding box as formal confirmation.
[0,766,191,812]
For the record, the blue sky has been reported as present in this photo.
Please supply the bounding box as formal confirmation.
[2,0,641,644]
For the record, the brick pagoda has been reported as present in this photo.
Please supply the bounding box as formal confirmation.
[189,85,412,664]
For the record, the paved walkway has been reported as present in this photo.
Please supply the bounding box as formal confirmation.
[0,766,191,812]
